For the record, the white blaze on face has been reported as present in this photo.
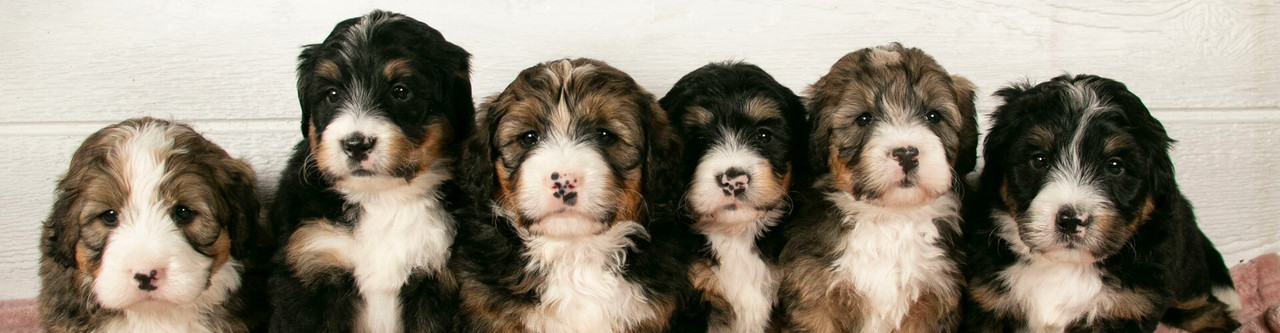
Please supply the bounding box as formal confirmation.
[861,110,950,207]
[93,125,214,310]
[316,79,401,179]
[689,129,771,226]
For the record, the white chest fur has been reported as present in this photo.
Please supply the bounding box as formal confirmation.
[520,222,655,333]
[331,173,455,333]
[98,260,242,333]
[828,192,960,333]
[1000,258,1105,333]
[700,213,779,333]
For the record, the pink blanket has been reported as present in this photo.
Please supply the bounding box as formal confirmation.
[4,253,1278,332]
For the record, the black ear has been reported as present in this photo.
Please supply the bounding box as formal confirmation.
[642,96,682,214]
[457,102,498,204]
[776,80,812,188]
[296,44,322,138]
[215,158,267,267]
[951,75,980,178]
[978,86,1026,192]
[805,82,834,175]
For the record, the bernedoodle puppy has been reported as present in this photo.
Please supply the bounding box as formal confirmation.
[778,43,979,332]
[268,10,474,333]
[960,74,1240,332]
[39,117,269,332]
[659,61,810,332]
[451,58,690,333]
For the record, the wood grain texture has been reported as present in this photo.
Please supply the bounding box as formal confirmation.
[1,0,1277,299]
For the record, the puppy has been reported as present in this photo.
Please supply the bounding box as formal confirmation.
[660,61,809,332]
[960,74,1240,332]
[778,43,979,332]
[451,58,689,333]
[269,10,474,333]
[39,117,269,332]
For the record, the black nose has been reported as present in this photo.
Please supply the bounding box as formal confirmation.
[892,146,919,171]
[717,167,751,197]
[1056,208,1088,235]
[341,134,376,159]
[133,270,158,291]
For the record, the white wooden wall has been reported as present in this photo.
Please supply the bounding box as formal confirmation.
[1,0,1277,300]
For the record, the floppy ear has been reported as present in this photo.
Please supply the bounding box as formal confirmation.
[296,44,322,138]
[950,75,980,178]
[804,80,836,175]
[457,102,498,203]
[42,177,84,269]
[214,158,266,267]
[641,96,682,212]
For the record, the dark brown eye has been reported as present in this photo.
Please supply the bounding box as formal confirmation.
[324,89,340,104]
[171,205,197,225]
[596,129,617,144]
[1106,158,1124,175]
[855,113,873,126]
[926,110,942,123]
[1031,153,1050,169]
[753,129,773,144]
[518,131,539,148]
[390,84,411,101]
[99,210,119,227]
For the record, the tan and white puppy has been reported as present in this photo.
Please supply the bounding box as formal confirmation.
[778,43,979,333]
[39,117,268,333]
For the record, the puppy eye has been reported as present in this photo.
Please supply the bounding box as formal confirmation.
[171,205,197,225]
[1106,158,1125,175]
[98,210,119,227]
[324,89,340,104]
[753,129,773,144]
[390,84,411,101]
[1030,153,1050,169]
[926,110,943,124]
[855,113,873,127]
[596,129,617,144]
[518,131,540,148]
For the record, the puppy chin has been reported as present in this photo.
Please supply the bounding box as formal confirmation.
[1036,247,1098,264]
[528,213,608,238]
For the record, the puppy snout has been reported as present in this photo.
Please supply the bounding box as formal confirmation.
[131,268,166,291]
[340,134,377,160]
[717,168,751,197]
[892,146,919,171]
[1055,207,1090,235]
[550,172,580,206]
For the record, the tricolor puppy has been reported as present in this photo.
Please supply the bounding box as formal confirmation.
[659,61,809,332]
[452,58,688,333]
[269,10,473,333]
[960,74,1240,332]
[778,43,978,332]
[39,117,268,332]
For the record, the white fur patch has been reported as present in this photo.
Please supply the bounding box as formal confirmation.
[302,166,455,333]
[1213,285,1242,318]
[860,121,951,207]
[98,260,242,333]
[516,121,616,238]
[998,256,1105,332]
[827,191,960,332]
[519,221,655,333]
[703,224,778,333]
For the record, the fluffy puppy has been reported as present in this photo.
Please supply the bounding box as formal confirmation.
[39,117,269,332]
[960,74,1240,332]
[269,10,473,333]
[778,43,979,332]
[452,58,689,333]
[659,61,809,332]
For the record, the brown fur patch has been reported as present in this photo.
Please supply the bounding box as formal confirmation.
[316,60,340,81]
[208,229,232,277]
[382,58,412,81]
[284,219,352,286]
[690,259,733,328]
[612,169,643,226]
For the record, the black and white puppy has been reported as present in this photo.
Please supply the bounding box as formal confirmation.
[452,58,688,333]
[269,10,473,333]
[778,43,979,332]
[40,117,269,332]
[960,74,1240,333]
[659,61,809,332]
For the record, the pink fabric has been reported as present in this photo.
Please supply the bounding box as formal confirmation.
[0,299,39,333]
[1158,252,1280,333]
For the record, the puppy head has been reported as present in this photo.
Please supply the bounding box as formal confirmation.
[465,58,674,238]
[661,62,808,229]
[983,74,1173,263]
[41,118,260,310]
[808,43,978,207]
[296,10,473,189]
